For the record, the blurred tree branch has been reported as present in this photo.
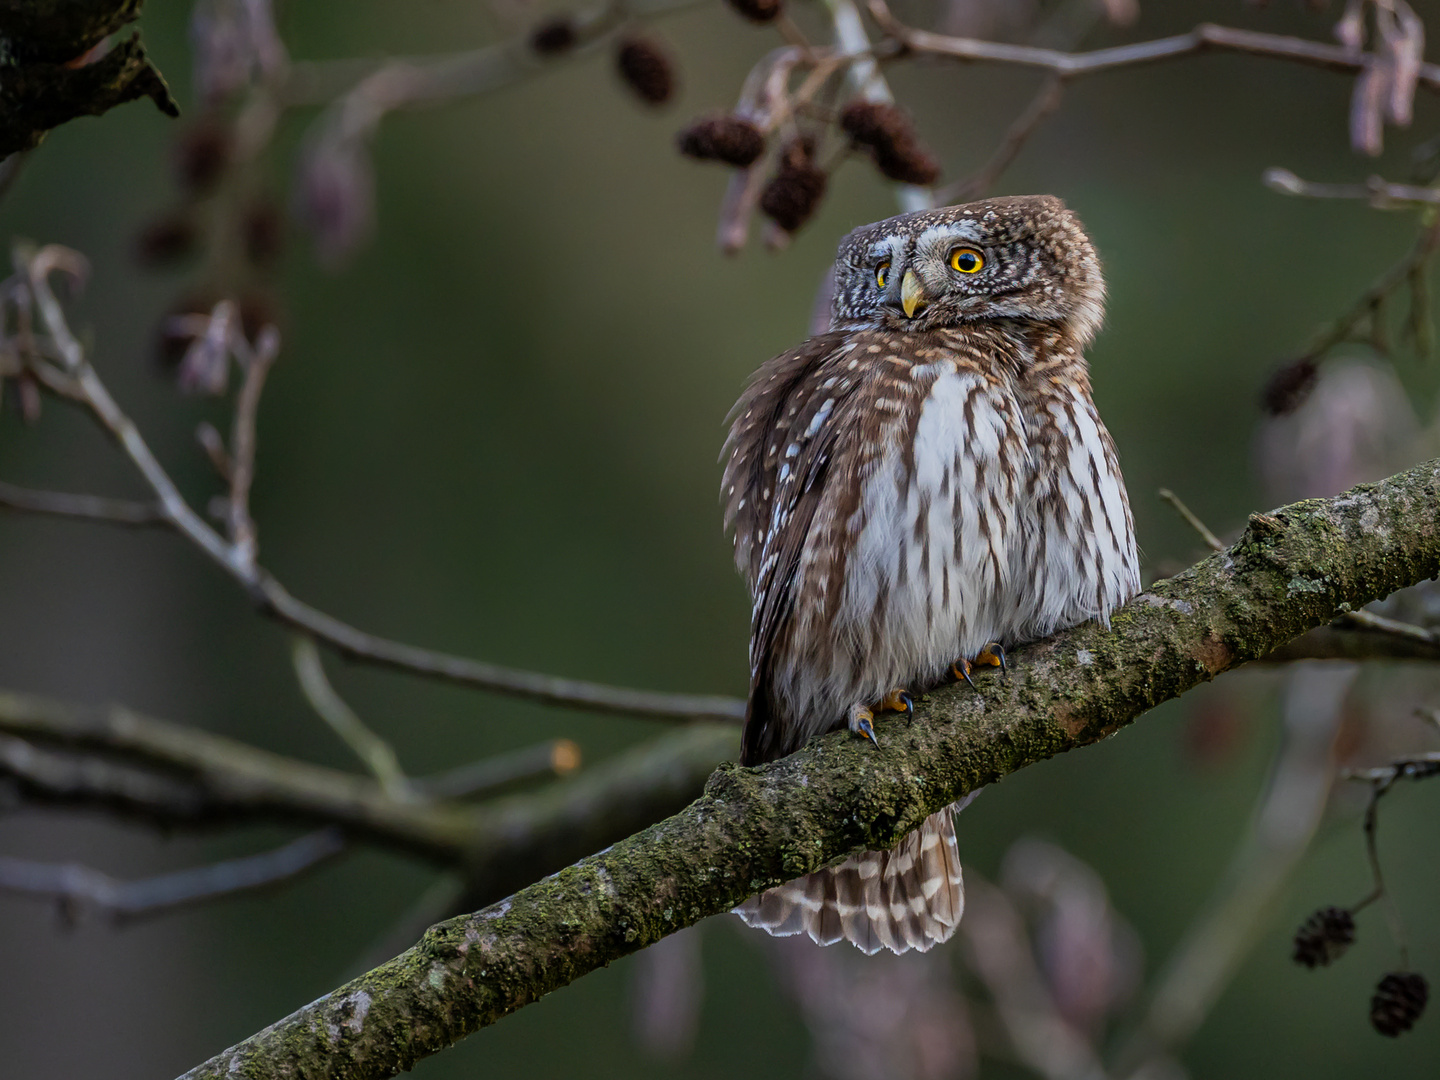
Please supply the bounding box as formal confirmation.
[180,457,1440,1080]
[0,245,744,723]
[0,828,345,925]
[0,0,178,157]
[0,687,738,877]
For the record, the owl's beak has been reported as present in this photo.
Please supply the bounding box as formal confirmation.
[900,269,927,319]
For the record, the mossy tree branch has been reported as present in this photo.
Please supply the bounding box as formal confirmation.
[0,0,177,157]
[0,688,738,883]
[180,458,1440,1080]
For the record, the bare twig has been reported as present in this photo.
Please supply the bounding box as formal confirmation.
[1357,773,1409,967]
[0,685,739,874]
[0,480,166,527]
[278,0,707,108]
[937,75,1064,204]
[1264,168,1440,207]
[1335,607,1439,646]
[291,635,411,801]
[1295,216,1440,362]
[1157,488,1225,553]
[826,0,933,213]
[0,829,345,926]
[1263,621,1440,662]
[5,246,744,724]
[412,739,581,801]
[195,422,234,483]
[227,326,281,569]
[0,692,477,857]
[864,3,1440,90]
[1340,751,1440,784]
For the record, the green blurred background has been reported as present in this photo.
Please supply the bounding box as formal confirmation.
[2,0,1440,1076]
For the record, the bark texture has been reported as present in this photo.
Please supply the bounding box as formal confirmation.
[180,459,1440,1080]
[0,0,176,156]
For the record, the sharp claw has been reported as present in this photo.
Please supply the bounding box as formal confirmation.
[952,659,977,691]
[900,691,914,720]
[849,706,880,748]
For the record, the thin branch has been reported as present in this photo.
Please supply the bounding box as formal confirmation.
[1157,488,1225,553]
[1263,622,1440,662]
[227,326,281,569]
[180,457,1440,1080]
[0,829,345,926]
[864,4,1440,90]
[1357,774,1410,967]
[6,246,744,724]
[936,75,1064,204]
[292,635,411,801]
[1296,216,1440,362]
[826,0,933,213]
[0,480,166,527]
[194,422,234,483]
[1339,752,1440,784]
[0,687,738,876]
[411,739,580,801]
[1336,607,1439,646]
[1264,168,1440,208]
[279,0,706,109]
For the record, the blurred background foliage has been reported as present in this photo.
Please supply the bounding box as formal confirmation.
[2,0,1440,1076]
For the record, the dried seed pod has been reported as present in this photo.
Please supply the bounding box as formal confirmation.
[529,16,578,56]
[1292,907,1356,968]
[677,115,765,167]
[839,100,911,147]
[873,141,941,186]
[760,138,826,233]
[1371,972,1428,1037]
[134,214,198,267]
[174,117,233,194]
[616,35,675,105]
[838,99,941,186]
[1260,357,1319,416]
[724,0,783,23]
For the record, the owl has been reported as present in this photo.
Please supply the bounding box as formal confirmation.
[722,195,1140,955]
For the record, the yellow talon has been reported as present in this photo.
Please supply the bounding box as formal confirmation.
[953,643,1007,690]
[878,688,914,718]
[848,705,880,748]
[974,642,1007,671]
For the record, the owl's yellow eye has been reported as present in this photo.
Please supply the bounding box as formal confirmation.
[949,247,984,274]
[875,261,890,288]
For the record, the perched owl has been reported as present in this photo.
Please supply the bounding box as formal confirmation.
[722,195,1140,955]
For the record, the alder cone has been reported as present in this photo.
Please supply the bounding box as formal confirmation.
[1371,972,1428,1037]
[678,115,765,167]
[616,36,675,105]
[759,139,825,232]
[725,0,783,22]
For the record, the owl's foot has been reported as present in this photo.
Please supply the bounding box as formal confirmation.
[952,643,1007,690]
[877,688,915,721]
[848,704,880,748]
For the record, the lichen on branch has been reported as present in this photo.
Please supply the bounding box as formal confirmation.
[179,458,1440,1080]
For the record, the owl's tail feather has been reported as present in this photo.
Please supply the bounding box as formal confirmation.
[734,803,963,955]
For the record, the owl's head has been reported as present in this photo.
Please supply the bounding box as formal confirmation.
[829,195,1104,346]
